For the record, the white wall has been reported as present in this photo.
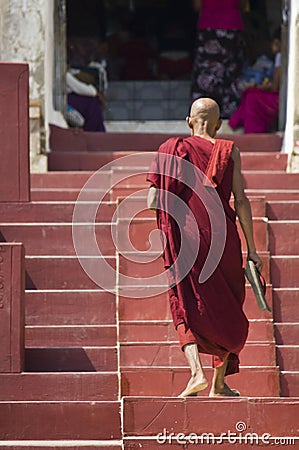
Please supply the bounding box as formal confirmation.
[0,0,66,152]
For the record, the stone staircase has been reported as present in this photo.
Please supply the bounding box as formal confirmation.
[0,136,298,447]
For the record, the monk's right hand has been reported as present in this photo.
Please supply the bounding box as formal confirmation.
[247,251,263,273]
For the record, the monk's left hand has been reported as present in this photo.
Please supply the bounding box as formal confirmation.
[247,251,263,273]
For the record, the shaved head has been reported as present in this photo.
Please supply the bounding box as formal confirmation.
[187,98,221,138]
[190,98,220,123]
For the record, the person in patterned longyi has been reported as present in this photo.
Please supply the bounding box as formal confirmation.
[191,0,248,118]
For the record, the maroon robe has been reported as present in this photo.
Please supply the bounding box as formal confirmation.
[146,136,248,376]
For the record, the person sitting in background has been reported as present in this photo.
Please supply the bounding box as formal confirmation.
[229,29,281,133]
[66,69,106,132]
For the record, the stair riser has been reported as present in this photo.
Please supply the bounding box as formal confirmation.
[0,202,116,223]
[26,291,116,325]
[119,321,274,344]
[25,258,116,290]
[49,132,282,153]
[31,190,110,202]
[0,373,118,401]
[0,402,121,439]
[113,172,299,191]
[48,151,287,171]
[118,196,266,218]
[123,397,298,437]
[271,258,299,287]
[269,222,299,255]
[31,172,110,189]
[25,326,117,347]
[246,192,299,201]
[243,173,299,190]
[113,186,299,203]
[118,254,270,284]
[280,373,299,396]
[273,289,299,322]
[0,225,115,256]
[121,368,280,397]
[276,347,299,371]
[275,324,299,345]
[267,202,299,220]
[117,219,268,253]
[0,447,122,450]
[119,288,273,321]
[25,347,117,372]
[120,343,276,367]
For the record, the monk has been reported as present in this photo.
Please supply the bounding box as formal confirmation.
[146,98,262,397]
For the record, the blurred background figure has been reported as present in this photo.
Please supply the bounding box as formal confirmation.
[191,0,248,118]
[229,28,281,133]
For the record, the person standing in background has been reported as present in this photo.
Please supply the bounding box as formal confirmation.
[191,0,248,118]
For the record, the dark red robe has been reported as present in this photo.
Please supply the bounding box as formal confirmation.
[146,136,248,376]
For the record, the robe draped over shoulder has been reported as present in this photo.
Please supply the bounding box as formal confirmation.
[146,136,248,376]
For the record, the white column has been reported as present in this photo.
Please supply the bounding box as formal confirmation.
[284,0,299,171]
[44,0,67,153]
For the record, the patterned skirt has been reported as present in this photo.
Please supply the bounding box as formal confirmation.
[191,29,245,119]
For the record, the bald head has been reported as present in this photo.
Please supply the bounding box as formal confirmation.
[187,98,221,138]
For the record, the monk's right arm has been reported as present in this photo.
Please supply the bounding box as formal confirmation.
[231,146,263,272]
[147,186,157,210]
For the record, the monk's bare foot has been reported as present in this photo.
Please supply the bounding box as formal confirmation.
[209,382,240,397]
[179,374,208,398]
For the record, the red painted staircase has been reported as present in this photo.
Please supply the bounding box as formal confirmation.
[0,134,298,447]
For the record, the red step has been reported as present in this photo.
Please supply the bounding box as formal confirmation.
[119,286,273,321]
[25,290,116,325]
[49,127,282,153]
[243,172,299,190]
[118,252,270,284]
[269,221,299,255]
[113,185,299,202]
[31,171,110,189]
[267,201,299,220]
[110,168,298,191]
[0,373,118,401]
[48,150,287,172]
[273,288,299,322]
[122,397,298,437]
[120,342,276,367]
[271,256,299,287]
[117,195,266,219]
[276,346,299,371]
[0,401,121,439]
[0,445,122,450]
[25,325,116,347]
[240,152,287,170]
[275,323,299,345]
[0,201,116,223]
[25,347,117,372]
[25,256,116,290]
[0,224,115,256]
[119,320,274,344]
[31,189,109,202]
[116,217,268,253]
[280,372,299,396]
[245,190,299,201]
[121,367,280,397]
